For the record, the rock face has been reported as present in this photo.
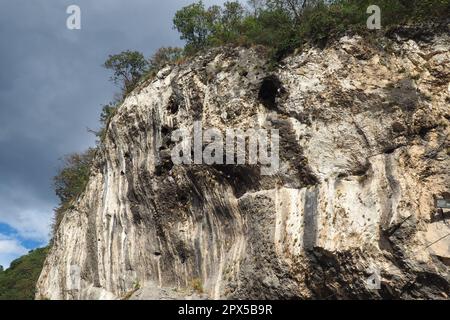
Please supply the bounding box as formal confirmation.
[37,25,450,300]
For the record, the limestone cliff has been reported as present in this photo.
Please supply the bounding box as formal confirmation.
[37,25,450,300]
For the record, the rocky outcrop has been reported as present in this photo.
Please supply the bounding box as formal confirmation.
[37,25,450,300]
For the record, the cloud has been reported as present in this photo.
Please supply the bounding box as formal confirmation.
[0,234,29,269]
[0,181,53,243]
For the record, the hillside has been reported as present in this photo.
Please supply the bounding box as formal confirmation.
[0,247,48,300]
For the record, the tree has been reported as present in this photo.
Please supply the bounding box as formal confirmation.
[99,102,118,127]
[149,47,184,71]
[54,148,96,205]
[173,1,219,52]
[220,1,246,41]
[247,0,266,15]
[222,1,245,26]
[103,50,149,95]
[0,266,3,273]
[267,0,310,20]
[241,5,293,48]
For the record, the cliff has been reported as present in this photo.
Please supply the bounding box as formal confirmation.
[37,25,450,300]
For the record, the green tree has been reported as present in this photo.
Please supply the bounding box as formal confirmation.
[173,0,450,59]
[266,0,309,20]
[242,7,293,48]
[103,50,149,95]
[215,1,246,44]
[173,1,219,52]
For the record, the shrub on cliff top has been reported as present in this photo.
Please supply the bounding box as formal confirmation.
[148,47,184,72]
[173,0,450,59]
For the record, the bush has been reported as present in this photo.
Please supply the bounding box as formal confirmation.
[99,103,118,126]
[93,102,119,142]
[54,149,96,205]
[173,0,450,60]
[149,47,184,72]
[52,148,96,235]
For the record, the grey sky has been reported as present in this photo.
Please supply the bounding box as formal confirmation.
[0,0,225,267]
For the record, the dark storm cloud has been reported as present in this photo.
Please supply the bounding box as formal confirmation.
[0,0,225,260]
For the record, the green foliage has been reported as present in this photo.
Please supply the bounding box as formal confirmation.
[243,8,296,57]
[173,1,220,53]
[210,1,247,45]
[173,0,450,60]
[99,103,118,127]
[149,47,184,72]
[53,102,119,237]
[52,148,96,234]
[265,0,308,20]
[103,50,149,96]
[174,1,248,50]
[0,247,49,300]
[94,102,119,142]
[54,148,96,205]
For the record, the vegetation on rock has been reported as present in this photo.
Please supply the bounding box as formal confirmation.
[52,148,96,235]
[173,0,450,59]
[103,50,149,97]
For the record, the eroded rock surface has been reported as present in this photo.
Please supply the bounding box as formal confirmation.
[37,26,450,300]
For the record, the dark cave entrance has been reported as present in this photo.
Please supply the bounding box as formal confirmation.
[258,75,284,110]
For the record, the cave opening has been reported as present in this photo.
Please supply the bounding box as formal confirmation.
[258,75,284,110]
